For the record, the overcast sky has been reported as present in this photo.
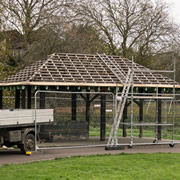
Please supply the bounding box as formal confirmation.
[164,0,180,24]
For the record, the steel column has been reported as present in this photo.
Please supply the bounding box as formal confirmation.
[72,93,77,121]
[139,99,143,138]
[100,92,106,141]
[21,89,26,109]
[15,89,20,109]
[122,102,127,137]
[27,86,31,109]
[157,88,162,140]
[86,89,90,125]
[139,87,144,138]
[40,87,46,109]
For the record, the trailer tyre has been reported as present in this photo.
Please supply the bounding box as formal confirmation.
[19,133,35,154]
[153,140,157,143]
[169,144,174,148]
[128,145,133,149]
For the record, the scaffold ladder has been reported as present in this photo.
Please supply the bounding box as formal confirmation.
[97,53,126,83]
[97,53,132,147]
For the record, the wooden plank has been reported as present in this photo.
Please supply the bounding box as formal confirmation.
[0,81,180,88]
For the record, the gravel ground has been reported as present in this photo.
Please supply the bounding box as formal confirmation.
[0,143,180,166]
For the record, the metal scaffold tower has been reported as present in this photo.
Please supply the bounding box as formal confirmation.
[98,53,177,149]
[125,59,176,148]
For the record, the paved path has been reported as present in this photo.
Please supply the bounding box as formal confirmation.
[0,144,180,166]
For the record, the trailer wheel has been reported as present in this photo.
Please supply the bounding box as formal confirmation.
[153,140,157,143]
[169,144,174,148]
[19,133,35,154]
[128,145,133,149]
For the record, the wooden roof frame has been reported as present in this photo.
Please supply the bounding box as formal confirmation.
[0,53,179,88]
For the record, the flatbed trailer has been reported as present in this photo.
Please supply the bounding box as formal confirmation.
[0,109,54,153]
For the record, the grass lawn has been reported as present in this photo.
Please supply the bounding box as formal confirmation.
[0,153,180,180]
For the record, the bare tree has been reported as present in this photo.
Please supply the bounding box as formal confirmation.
[134,1,177,64]
[75,0,117,54]
[76,0,178,65]
[56,23,106,54]
[0,0,76,67]
[0,0,72,45]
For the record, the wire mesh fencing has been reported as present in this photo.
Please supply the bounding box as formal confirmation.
[1,90,180,150]
[34,91,115,149]
[115,92,180,145]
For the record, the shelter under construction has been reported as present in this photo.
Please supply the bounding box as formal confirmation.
[0,53,179,150]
